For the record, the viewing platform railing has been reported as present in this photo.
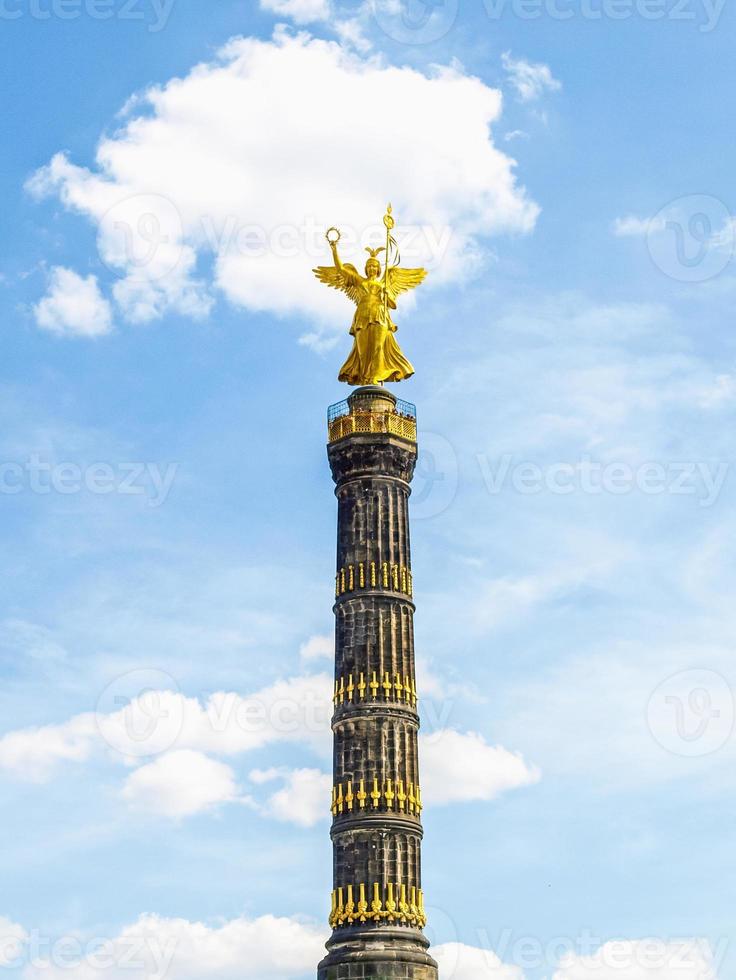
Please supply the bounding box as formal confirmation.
[327,397,417,444]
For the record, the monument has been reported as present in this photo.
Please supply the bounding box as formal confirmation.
[314,207,439,979]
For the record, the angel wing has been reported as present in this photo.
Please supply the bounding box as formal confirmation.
[386,266,428,300]
[312,263,363,306]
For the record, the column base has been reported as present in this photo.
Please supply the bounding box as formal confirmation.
[318,930,438,980]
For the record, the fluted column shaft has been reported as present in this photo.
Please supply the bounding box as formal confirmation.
[318,387,438,980]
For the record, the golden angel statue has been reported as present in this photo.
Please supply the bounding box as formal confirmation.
[313,205,427,386]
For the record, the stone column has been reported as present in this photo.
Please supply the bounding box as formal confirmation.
[318,386,438,980]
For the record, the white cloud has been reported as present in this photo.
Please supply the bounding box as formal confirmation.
[0,672,332,782]
[612,214,667,237]
[434,943,524,980]
[333,13,372,52]
[420,729,539,804]
[33,267,112,337]
[0,665,540,812]
[249,766,282,784]
[0,676,539,816]
[259,0,370,50]
[29,31,538,337]
[0,917,28,968]
[502,52,561,103]
[299,633,333,662]
[262,767,331,826]
[21,912,327,980]
[121,750,239,819]
[552,939,718,980]
[260,0,331,23]
[0,712,97,782]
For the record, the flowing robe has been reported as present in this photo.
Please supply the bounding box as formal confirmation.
[337,272,415,385]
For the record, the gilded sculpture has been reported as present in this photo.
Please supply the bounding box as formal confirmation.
[313,205,427,385]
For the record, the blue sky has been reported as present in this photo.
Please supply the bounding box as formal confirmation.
[1,1,735,978]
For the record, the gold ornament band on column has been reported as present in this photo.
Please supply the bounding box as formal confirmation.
[335,562,413,598]
[329,882,427,929]
[331,777,423,816]
[333,671,418,707]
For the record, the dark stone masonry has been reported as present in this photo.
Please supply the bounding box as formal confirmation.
[318,386,438,980]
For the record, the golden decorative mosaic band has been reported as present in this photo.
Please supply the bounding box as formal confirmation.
[331,777,423,817]
[333,671,417,707]
[335,562,412,597]
[329,882,427,929]
[328,410,417,445]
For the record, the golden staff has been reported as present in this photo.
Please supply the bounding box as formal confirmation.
[382,203,396,323]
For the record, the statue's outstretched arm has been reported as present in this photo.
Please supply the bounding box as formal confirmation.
[330,240,343,271]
